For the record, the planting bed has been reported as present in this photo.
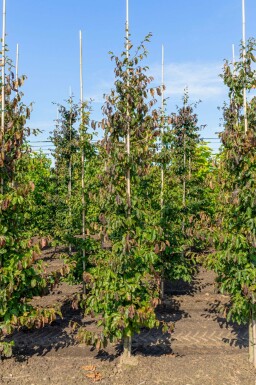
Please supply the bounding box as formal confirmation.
[0,247,255,385]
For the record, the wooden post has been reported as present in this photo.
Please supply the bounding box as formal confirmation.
[242,0,248,133]
[1,0,6,194]
[80,30,86,294]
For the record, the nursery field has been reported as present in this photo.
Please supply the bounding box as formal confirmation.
[1,0,256,382]
[0,245,255,385]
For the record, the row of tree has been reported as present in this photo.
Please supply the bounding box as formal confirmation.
[0,36,255,364]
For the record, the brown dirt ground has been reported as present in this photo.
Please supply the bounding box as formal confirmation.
[0,246,255,385]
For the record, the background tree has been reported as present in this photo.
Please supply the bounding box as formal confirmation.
[0,56,58,357]
[208,39,256,365]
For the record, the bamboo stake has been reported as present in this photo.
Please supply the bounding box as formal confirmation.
[123,0,132,358]
[15,43,19,117]
[232,44,235,71]
[242,0,248,133]
[160,45,164,209]
[68,87,72,253]
[232,44,239,127]
[15,43,19,87]
[1,0,6,194]
[11,43,19,188]
[182,134,186,229]
[126,0,131,214]
[79,30,86,294]
[182,94,187,232]
[160,45,165,302]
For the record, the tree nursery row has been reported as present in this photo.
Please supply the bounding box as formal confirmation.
[0,33,255,365]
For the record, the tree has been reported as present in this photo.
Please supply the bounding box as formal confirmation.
[76,35,168,357]
[0,56,58,357]
[159,93,213,285]
[209,39,256,366]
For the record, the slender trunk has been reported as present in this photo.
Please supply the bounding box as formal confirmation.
[252,297,256,368]
[160,276,164,302]
[249,315,253,363]
[253,316,256,368]
[123,335,132,357]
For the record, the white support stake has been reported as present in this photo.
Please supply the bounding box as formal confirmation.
[1,0,6,194]
[232,44,235,72]
[79,30,86,294]
[15,43,19,114]
[160,44,164,209]
[126,0,131,214]
[15,43,19,83]
[242,0,248,133]
[68,87,72,253]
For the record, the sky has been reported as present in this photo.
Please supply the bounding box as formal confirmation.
[4,0,256,157]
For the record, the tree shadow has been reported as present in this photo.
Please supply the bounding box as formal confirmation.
[201,300,248,349]
[4,299,85,362]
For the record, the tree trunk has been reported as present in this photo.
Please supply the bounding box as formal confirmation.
[253,316,256,368]
[249,316,253,363]
[160,276,164,303]
[123,335,132,358]
[253,300,256,368]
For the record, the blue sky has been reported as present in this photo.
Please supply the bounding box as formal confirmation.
[4,0,256,156]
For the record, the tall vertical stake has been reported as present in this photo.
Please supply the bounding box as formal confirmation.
[232,44,235,71]
[80,30,86,294]
[68,87,72,253]
[1,0,6,194]
[160,45,165,302]
[123,0,132,358]
[160,45,164,209]
[15,43,19,84]
[15,43,19,113]
[242,0,248,133]
[126,0,131,214]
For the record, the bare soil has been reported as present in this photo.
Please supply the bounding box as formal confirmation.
[0,246,255,385]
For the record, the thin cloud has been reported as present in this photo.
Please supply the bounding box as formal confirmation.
[85,62,226,103]
[150,62,225,100]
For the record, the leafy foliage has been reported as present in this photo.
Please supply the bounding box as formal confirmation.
[0,56,59,356]
[76,35,170,349]
[208,39,256,324]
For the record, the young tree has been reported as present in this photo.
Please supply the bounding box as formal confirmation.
[0,56,58,357]
[159,93,213,285]
[76,35,168,357]
[209,39,256,366]
[50,98,80,245]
